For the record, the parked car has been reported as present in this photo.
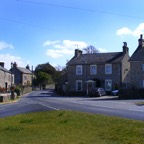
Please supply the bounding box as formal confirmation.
[89,88,106,97]
[111,90,119,96]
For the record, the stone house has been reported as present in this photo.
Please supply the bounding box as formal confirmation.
[129,34,144,88]
[0,62,14,92]
[10,62,32,86]
[66,42,130,94]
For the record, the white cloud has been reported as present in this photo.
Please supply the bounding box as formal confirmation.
[133,23,144,37]
[116,27,132,36]
[43,40,88,58]
[0,41,14,50]
[46,49,63,58]
[98,48,108,53]
[0,54,25,69]
[43,40,60,47]
[116,23,144,37]
[54,40,87,49]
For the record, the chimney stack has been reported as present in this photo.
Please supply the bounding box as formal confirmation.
[0,62,4,67]
[138,34,144,47]
[26,64,30,70]
[75,49,82,57]
[13,62,17,68]
[123,42,129,54]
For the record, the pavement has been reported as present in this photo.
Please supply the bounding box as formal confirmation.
[82,96,144,112]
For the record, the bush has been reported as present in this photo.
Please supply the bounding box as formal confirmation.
[14,85,24,96]
[0,87,5,93]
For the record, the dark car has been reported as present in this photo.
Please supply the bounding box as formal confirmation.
[89,87,106,97]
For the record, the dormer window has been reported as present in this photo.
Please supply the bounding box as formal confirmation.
[105,64,112,74]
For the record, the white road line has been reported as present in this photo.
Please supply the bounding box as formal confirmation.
[39,103,60,110]
[24,101,60,110]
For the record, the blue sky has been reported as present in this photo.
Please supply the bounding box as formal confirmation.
[0,0,144,70]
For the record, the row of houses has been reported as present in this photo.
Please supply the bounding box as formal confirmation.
[0,62,32,92]
[58,34,144,95]
[1,34,144,95]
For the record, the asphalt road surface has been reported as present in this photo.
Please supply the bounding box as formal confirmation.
[0,89,144,121]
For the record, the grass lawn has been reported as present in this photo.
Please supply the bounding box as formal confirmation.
[0,110,144,144]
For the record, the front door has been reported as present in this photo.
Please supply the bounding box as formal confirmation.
[5,82,7,92]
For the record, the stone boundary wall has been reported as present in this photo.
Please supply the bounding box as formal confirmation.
[0,94,10,102]
[0,93,17,102]
[23,86,32,95]
[119,88,144,99]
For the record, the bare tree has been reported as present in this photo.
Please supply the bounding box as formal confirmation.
[83,45,99,54]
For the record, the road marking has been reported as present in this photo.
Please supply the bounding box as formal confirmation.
[39,103,60,110]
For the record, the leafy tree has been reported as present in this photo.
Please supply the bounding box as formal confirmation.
[35,71,52,89]
[34,62,66,84]
[83,45,99,54]
[35,62,56,76]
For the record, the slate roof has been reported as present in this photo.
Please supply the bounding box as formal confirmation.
[67,52,125,65]
[17,67,32,74]
[0,66,10,73]
[129,46,144,61]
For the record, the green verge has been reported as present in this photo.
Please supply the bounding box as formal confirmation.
[0,111,144,144]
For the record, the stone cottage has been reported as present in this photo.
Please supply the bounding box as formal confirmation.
[129,34,144,88]
[66,42,130,95]
[10,62,32,86]
[0,62,14,92]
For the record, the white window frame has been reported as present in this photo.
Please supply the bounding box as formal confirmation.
[76,65,82,75]
[105,79,112,91]
[24,76,27,80]
[90,65,97,75]
[76,80,82,91]
[105,64,112,74]
[141,64,144,71]
[142,80,144,88]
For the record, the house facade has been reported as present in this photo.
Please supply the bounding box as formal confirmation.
[10,62,32,86]
[129,34,144,88]
[0,62,14,92]
[66,43,130,94]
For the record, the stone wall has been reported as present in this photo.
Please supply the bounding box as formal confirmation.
[0,94,10,102]
[0,70,5,88]
[130,62,144,88]
[0,93,17,102]
[119,88,144,99]
[22,86,32,95]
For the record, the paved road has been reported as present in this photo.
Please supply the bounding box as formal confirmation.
[0,89,144,121]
